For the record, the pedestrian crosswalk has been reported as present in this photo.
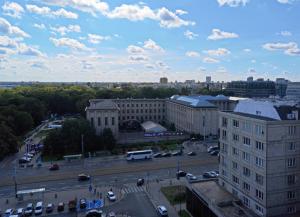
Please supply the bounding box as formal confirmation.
[121,185,146,194]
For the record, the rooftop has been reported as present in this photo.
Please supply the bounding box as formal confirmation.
[169,95,230,108]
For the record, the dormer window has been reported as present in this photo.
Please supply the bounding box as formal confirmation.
[256,111,261,115]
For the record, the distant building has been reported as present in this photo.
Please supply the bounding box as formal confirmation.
[219,99,300,217]
[275,78,289,98]
[206,76,212,83]
[247,76,254,82]
[226,79,276,98]
[159,77,168,84]
[286,82,300,100]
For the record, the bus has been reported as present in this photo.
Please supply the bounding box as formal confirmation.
[126,150,153,161]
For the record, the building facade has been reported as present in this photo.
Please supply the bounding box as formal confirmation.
[218,100,300,217]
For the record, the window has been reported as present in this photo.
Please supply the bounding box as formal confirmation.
[97,117,101,126]
[288,142,296,150]
[232,161,238,170]
[243,152,250,162]
[243,137,251,146]
[222,130,227,140]
[256,173,264,185]
[287,206,296,214]
[287,158,296,167]
[131,104,134,107]
[232,134,239,141]
[90,117,94,127]
[256,157,264,168]
[232,147,239,156]
[232,188,238,197]
[221,143,228,153]
[255,125,265,136]
[221,156,227,167]
[255,204,263,215]
[287,175,296,185]
[243,182,250,192]
[222,117,228,127]
[255,189,264,200]
[243,196,250,207]
[232,175,239,184]
[242,121,252,133]
[111,117,115,126]
[222,169,227,177]
[255,141,264,151]
[105,117,108,126]
[136,109,139,113]
[233,119,239,128]
[288,126,296,135]
[287,191,296,200]
[243,167,251,177]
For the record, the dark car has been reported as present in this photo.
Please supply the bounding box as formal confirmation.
[153,153,162,158]
[78,174,90,181]
[49,164,59,171]
[172,151,182,156]
[210,150,219,156]
[86,209,103,217]
[137,178,145,186]
[161,152,171,157]
[57,203,64,212]
[46,204,54,214]
[176,170,187,178]
[187,151,196,156]
[80,199,87,209]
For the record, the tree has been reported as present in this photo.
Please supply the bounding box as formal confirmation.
[14,111,34,136]
[101,128,116,151]
[0,122,19,159]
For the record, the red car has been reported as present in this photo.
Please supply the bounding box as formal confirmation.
[49,164,59,171]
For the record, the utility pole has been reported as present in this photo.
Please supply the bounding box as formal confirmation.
[81,134,84,157]
[13,162,17,198]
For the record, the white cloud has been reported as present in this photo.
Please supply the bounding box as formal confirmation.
[129,55,148,62]
[204,48,231,56]
[0,17,30,38]
[127,45,145,54]
[33,23,46,30]
[175,9,188,15]
[50,37,89,50]
[26,4,78,19]
[184,30,198,40]
[280,31,292,36]
[156,61,169,70]
[185,51,200,57]
[243,48,251,52]
[208,28,239,40]
[217,0,249,7]
[2,2,24,19]
[0,35,18,49]
[88,34,110,44]
[262,42,300,56]
[51,25,81,36]
[18,43,45,57]
[202,57,220,63]
[143,39,164,52]
[157,7,195,28]
[277,0,294,4]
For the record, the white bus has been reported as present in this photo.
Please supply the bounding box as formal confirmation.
[126,150,153,161]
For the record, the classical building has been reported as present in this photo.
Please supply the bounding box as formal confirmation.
[218,99,300,217]
[85,95,238,138]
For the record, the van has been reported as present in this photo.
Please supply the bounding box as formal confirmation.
[35,201,43,215]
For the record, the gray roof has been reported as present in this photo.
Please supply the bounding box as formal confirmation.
[87,99,119,110]
[169,95,229,108]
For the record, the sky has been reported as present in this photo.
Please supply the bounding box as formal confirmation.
[0,0,299,82]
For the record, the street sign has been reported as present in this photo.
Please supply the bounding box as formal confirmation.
[86,199,103,210]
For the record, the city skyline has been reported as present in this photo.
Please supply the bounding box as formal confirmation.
[0,0,300,82]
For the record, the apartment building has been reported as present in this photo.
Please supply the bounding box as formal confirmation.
[86,95,237,138]
[218,99,300,217]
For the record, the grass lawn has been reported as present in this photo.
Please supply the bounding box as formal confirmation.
[178,210,192,217]
[161,185,186,205]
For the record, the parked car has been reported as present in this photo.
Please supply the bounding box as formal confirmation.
[210,150,219,156]
[49,164,59,171]
[86,209,103,217]
[57,203,64,212]
[161,152,171,157]
[107,212,116,217]
[187,151,196,156]
[17,208,24,216]
[24,203,33,216]
[78,174,90,181]
[80,199,87,209]
[172,151,182,156]
[207,146,219,153]
[107,191,116,202]
[34,202,43,215]
[157,206,168,216]
[203,171,218,179]
[24,153,34,158]
[5,209,14,216]
[18,158,30,164]
[46,204,54,213]
[153,153,162,158]
[186,173,197,180]
[176,170,187,178]
[68,200,76,212]
[137,178,144,186]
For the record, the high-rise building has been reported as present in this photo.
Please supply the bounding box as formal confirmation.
[286,82,300,100]
[160,77,168,84]
[218,99,300,217]
[206,76,212,83]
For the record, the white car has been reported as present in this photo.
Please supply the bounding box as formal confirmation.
[24,153,34,158]
[207,146,219,153]
[24,203,33,215]
[17,208,24,216]
[107,191,116,201]
[157,206,168,216]
[35,201,43,215]
[186,173,197,180]
[5,209,14,216]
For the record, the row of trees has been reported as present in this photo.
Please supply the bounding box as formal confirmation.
[42,118,116,158]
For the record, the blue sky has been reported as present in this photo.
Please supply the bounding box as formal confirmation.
[0,0,299,82]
